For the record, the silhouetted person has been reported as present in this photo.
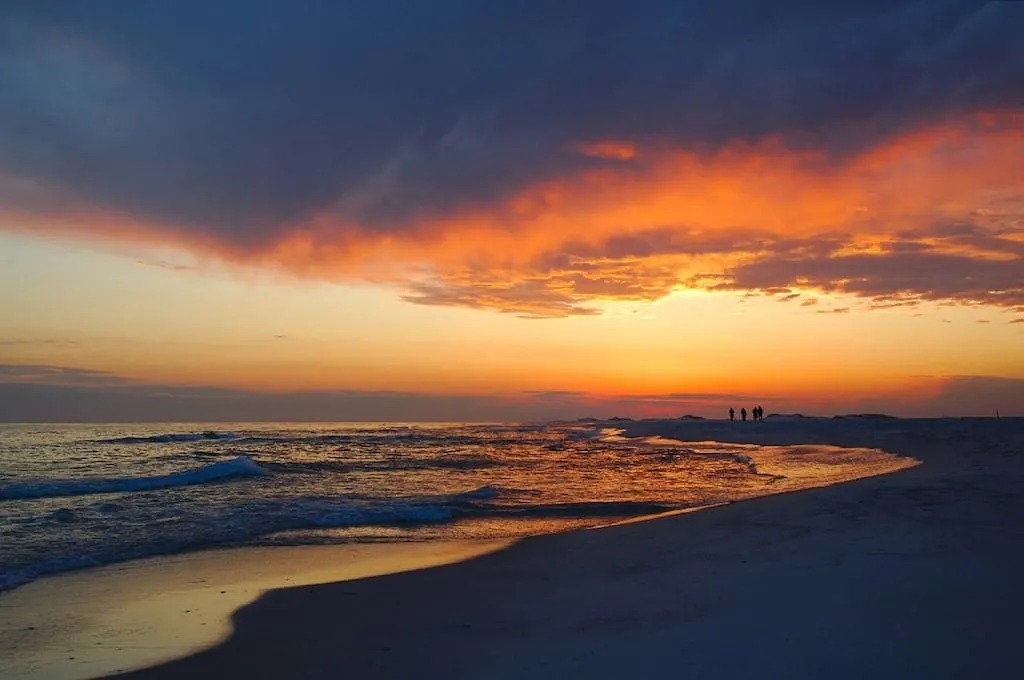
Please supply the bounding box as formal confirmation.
[741,408,747,422]
[729,408,735,422]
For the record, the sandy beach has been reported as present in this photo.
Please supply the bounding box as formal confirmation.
[0,541,510,680]
[5,418,1024,679]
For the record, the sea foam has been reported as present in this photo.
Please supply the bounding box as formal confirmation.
[0,456,265,500]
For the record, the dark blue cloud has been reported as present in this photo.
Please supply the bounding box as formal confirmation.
[1,0,1020,241]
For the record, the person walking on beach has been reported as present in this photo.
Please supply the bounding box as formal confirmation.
[741,407,747,422]
[729,408,735,422]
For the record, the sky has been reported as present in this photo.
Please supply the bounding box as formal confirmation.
[1,0,1023,421]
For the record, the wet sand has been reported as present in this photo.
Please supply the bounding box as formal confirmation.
[0,542,509,680]
[6,418,1024,679]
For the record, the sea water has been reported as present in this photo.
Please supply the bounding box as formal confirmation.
[0,422,914,592]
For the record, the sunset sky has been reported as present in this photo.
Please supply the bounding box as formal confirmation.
[2,0,1022,420]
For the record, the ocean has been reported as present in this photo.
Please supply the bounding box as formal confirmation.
[0,421,914,592]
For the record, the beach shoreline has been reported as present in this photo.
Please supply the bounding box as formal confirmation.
[4,418,1023,679]
[0,541,511,680]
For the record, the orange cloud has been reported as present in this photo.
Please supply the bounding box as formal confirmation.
[7,112,1024,316]
[570,140,638,161]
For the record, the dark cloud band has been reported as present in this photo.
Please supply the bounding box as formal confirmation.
[2,1,1020,233]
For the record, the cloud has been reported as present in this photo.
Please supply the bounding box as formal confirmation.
[1,364,1021,420]
[135,258,198,273]
[0,338,79,348]
[683,223,1024,311]
[892,375,1024,417]
[0,364,762,421]
[401,279,605,319]
[0,364,128,386]
[523,389,759,405]
[2,1,1023,316]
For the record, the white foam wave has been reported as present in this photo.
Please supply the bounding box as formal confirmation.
[0,456,265,500]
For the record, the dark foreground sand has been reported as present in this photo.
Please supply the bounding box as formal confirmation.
[108,418,1024,680]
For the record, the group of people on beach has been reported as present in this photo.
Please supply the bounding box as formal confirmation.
[729,406,764,422]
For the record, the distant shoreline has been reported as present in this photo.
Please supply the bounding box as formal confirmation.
[1,414,1018,424]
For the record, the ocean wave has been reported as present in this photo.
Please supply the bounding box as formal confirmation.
[454,499,676,518]
[100,431,238,444]
[276,486,503,528]
[309,501,457,527]
[227,425,557,448]
[231,493,674,532]
[0,485,686,592]
[249,487,666,527]
[232,433,495,447]
[0,506,447,593]
[0,485,495,591]
[0,456,265,500]
[452,485,500,501]
[262,455,501,475]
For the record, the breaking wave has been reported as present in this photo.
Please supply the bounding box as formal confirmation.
[0,484,685,591]
[261,455,502,475]
[100,431,238,444]
[0,456,265,500]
